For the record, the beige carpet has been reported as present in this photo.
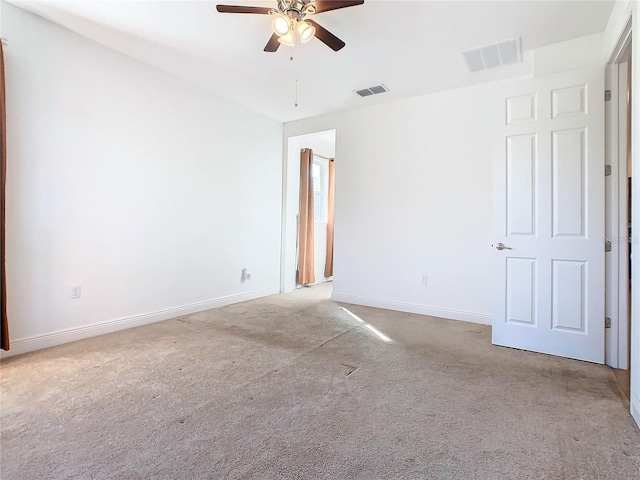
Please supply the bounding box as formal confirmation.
[1,283,639,479]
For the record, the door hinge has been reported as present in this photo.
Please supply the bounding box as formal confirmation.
[605,165,612,176]
[605,239,612,252]
[605,90,612,101]
[605,317,612,329]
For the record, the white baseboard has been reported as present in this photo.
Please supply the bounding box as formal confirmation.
[632,395,640,429]
[1,287,279,358]
[330,292,492,326]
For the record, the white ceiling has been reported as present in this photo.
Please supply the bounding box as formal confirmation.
[7,0,615,122]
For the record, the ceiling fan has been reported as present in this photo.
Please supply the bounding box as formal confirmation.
[216,0,364,52]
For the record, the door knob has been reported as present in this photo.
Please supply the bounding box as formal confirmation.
[495,243,513,251]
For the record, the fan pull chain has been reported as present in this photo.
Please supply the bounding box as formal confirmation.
[290,42,299,107]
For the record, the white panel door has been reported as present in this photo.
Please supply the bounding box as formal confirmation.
[492,68,605,363]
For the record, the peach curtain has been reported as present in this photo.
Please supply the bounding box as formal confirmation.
[297,149,315,285]
[1,42,9,350]
[324,158,335,278]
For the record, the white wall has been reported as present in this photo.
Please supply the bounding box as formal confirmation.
[534,33,604,76]
[285,85,498,324]
[2,3,283,356]
[284,34,607,326]
[604,0,640,428]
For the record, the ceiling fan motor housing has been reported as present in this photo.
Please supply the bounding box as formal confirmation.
[278,0,316,18]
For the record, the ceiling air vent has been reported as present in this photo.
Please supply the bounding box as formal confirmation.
[355,84,389,97]
[462,37,521,72]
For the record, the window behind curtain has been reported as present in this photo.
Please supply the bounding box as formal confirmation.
[312,158,329,223]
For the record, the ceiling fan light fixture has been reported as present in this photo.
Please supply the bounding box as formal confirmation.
[277,30,296,46]
[297,20,315,43]
[272,14,291,36]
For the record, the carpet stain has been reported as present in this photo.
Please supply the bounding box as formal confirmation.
[340,363,358,376]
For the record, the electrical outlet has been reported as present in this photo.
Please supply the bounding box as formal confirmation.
[241,267,252,282]
[70,284,81,299]
[421,275,428,286]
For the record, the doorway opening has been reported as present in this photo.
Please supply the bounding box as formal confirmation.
[281,129,336,295]
[605,28,632,399]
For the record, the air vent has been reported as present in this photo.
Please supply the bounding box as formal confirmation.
[356,89,374,97]
[355,84,389,97]
[462,37,521,72]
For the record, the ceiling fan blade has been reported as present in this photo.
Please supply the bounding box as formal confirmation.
[307,0,364,14]
[216,5,273,14]
[306,20,346,51]
[264,33,281,52]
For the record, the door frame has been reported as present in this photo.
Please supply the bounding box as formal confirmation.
[605,54,631,369]
[604,4,639,427]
